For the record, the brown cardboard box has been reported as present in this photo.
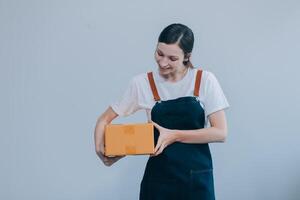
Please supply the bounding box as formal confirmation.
[104,123,154,156]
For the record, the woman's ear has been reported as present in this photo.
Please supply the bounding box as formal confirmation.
[184,53,192,61]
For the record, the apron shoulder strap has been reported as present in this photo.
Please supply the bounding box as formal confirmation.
[147,72,161,101]
[193,69,203,97]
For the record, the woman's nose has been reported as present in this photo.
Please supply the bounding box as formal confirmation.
[158,57,169,67]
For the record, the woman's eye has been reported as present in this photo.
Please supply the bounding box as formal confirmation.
[156,51,177,61]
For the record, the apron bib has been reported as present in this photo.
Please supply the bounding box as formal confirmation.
[139,69,215,200]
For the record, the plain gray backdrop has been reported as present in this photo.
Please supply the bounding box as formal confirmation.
[1,0,300,199]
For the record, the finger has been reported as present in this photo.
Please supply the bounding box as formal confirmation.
[152,122,161,130]
[105,155,125,165]
[103,155,113,162]
[115,155,124,159]
[113,156,124,161]
[103,156,109,160]
[155,143,166,156]
[103,159,111,166]
[104,162,112,166]
[154,137,162,153]
[103,158,116,166]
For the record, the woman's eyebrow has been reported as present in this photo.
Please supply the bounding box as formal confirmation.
[157,48,179,58]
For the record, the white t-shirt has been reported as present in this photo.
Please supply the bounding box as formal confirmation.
[110,67,230,128]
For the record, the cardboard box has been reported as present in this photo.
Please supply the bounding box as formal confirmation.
[104,123,154,156]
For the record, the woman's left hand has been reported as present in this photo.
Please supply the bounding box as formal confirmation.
[151,122,178,156]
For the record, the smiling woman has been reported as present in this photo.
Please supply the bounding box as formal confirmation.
[94,23,230,200]
[154,24,194,82]
[155,43,189,82]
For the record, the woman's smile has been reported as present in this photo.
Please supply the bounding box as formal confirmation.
[159,66,171,70]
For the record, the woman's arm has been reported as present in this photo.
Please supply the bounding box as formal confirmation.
[152,110,228,156]
[94,106,125,166]
[175,110,228,143]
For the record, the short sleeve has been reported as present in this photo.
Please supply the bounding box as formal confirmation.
[110,76,142,117]
[203,71,230,117]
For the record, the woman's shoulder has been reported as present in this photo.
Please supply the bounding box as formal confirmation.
[126,72,151,92]
[192,68,223,93]
[130,72,149,84]
[192,67,216,80]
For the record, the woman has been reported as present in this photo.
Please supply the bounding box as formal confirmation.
[94,23,229,200]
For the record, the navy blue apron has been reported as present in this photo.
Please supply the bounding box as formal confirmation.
[139,69,215,200]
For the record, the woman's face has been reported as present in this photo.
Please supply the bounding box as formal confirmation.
[154,42,186,76]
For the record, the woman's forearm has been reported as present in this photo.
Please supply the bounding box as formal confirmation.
[94,107,118,153]
[94,118,107,151]
[174,127,227,144]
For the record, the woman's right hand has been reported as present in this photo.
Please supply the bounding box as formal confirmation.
[95,140,125,166]
[94,106,125,167]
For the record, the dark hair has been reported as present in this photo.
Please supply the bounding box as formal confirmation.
[158,23,194,68]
